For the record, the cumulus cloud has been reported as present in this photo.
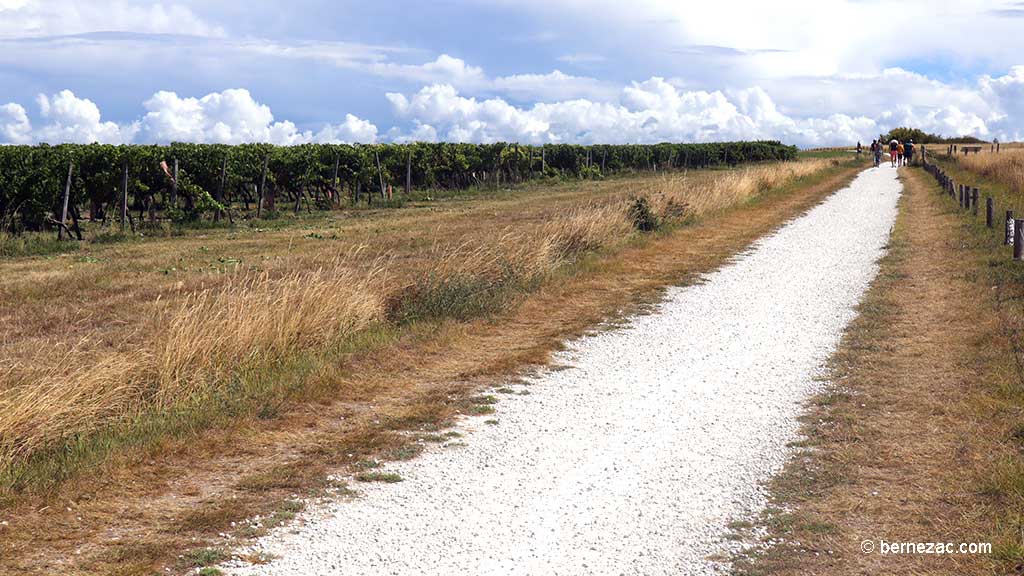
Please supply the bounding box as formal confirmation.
[385,79,880,146]
[5,66,1024,148]
[980,65,1024,141]
[0,89,377,145]
[0,103,31,144]
[33,90,136,144]
[138,89,378,144]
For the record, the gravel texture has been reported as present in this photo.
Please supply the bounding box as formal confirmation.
[225,166,901,575]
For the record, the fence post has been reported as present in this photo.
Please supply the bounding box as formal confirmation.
[1006,210,1016,245]
[986,197,994,228]
[1016,220,1024,261]
[58,159,73,240]
[958,184,964,207]
[972,188,979,216]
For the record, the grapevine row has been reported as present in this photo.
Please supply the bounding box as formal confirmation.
[0,141,797,233]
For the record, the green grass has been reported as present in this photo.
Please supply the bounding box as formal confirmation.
[182,547,228,567]
[0,231,80,258]
[355,471,403,483]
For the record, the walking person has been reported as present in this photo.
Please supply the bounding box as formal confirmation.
[904,139,915,166]
[870,139,881,167]
[897,141,905,166]
[889,139,899,167]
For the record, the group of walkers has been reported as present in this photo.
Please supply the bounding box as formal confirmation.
[869,138,915,168]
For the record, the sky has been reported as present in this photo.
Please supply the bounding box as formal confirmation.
[2,0,1024,147]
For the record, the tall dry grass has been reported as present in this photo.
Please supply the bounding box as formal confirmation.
[0,263,383,473]
[959,149,1024,194]
[0,159,833,484]
[646,159,832,221]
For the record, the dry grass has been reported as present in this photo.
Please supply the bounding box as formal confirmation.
[0,159,833,497]
[645,160,832,221]
[0,159,864,575]
[957,146,1024,194]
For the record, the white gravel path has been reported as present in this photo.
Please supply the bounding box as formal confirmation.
[224,166,901,576]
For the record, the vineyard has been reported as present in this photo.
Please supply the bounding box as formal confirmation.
[0,141,797,235]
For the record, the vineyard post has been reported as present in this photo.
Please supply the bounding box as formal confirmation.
[375,150,385,199]
[404,149,412,195]
[215,155,227,223]
[986,197,994,228]
[332,153,341,206]
[1006,210,1015,245]
[58,159,73,240]
[541,146,546,173]
[121,159,129,230]
[171,158,178,207]
[258,154,269,216]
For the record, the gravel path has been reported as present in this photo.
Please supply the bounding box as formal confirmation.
[225,166,901,576]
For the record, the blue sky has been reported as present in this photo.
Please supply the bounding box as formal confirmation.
[2,0,1024,147]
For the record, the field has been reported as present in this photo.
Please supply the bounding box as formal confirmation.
[0,158,834,502]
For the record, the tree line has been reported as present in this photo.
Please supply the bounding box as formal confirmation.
[0,140,798,235]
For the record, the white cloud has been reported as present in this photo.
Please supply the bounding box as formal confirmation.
[33,90,136,144]
[0,89,377,145]
[0,103,31,144]
[4,64,1024,148]
[313,114,379,144]
[137,89,378,144]
[980,65,1024,141]
[0,0,223,39]
[492,70,617,101]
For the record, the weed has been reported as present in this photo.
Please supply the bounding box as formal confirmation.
[182,547,227,567]
[355,471,403,483]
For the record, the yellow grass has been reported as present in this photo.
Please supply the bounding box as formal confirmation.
[958,146,1024,194]
[0,159,833,483]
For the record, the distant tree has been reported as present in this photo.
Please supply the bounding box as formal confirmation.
[880,126,989,145]
[881,127,945,144]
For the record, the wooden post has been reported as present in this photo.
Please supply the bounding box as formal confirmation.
[375,150,385,199]
[58,159,73,240]
[997,142,1001,153]
[972,188,979,216]
[986,197,994,228]
[541,146,546,173]
[1006,210,1015,245]
[215,155,227,222]
[1016,220,1024,261]
[121,159,129,230]
[404,149,412,195]
[259,155,270,214]
[958,184,964,207]
[331,154,340,206]
[170,158,179,207]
